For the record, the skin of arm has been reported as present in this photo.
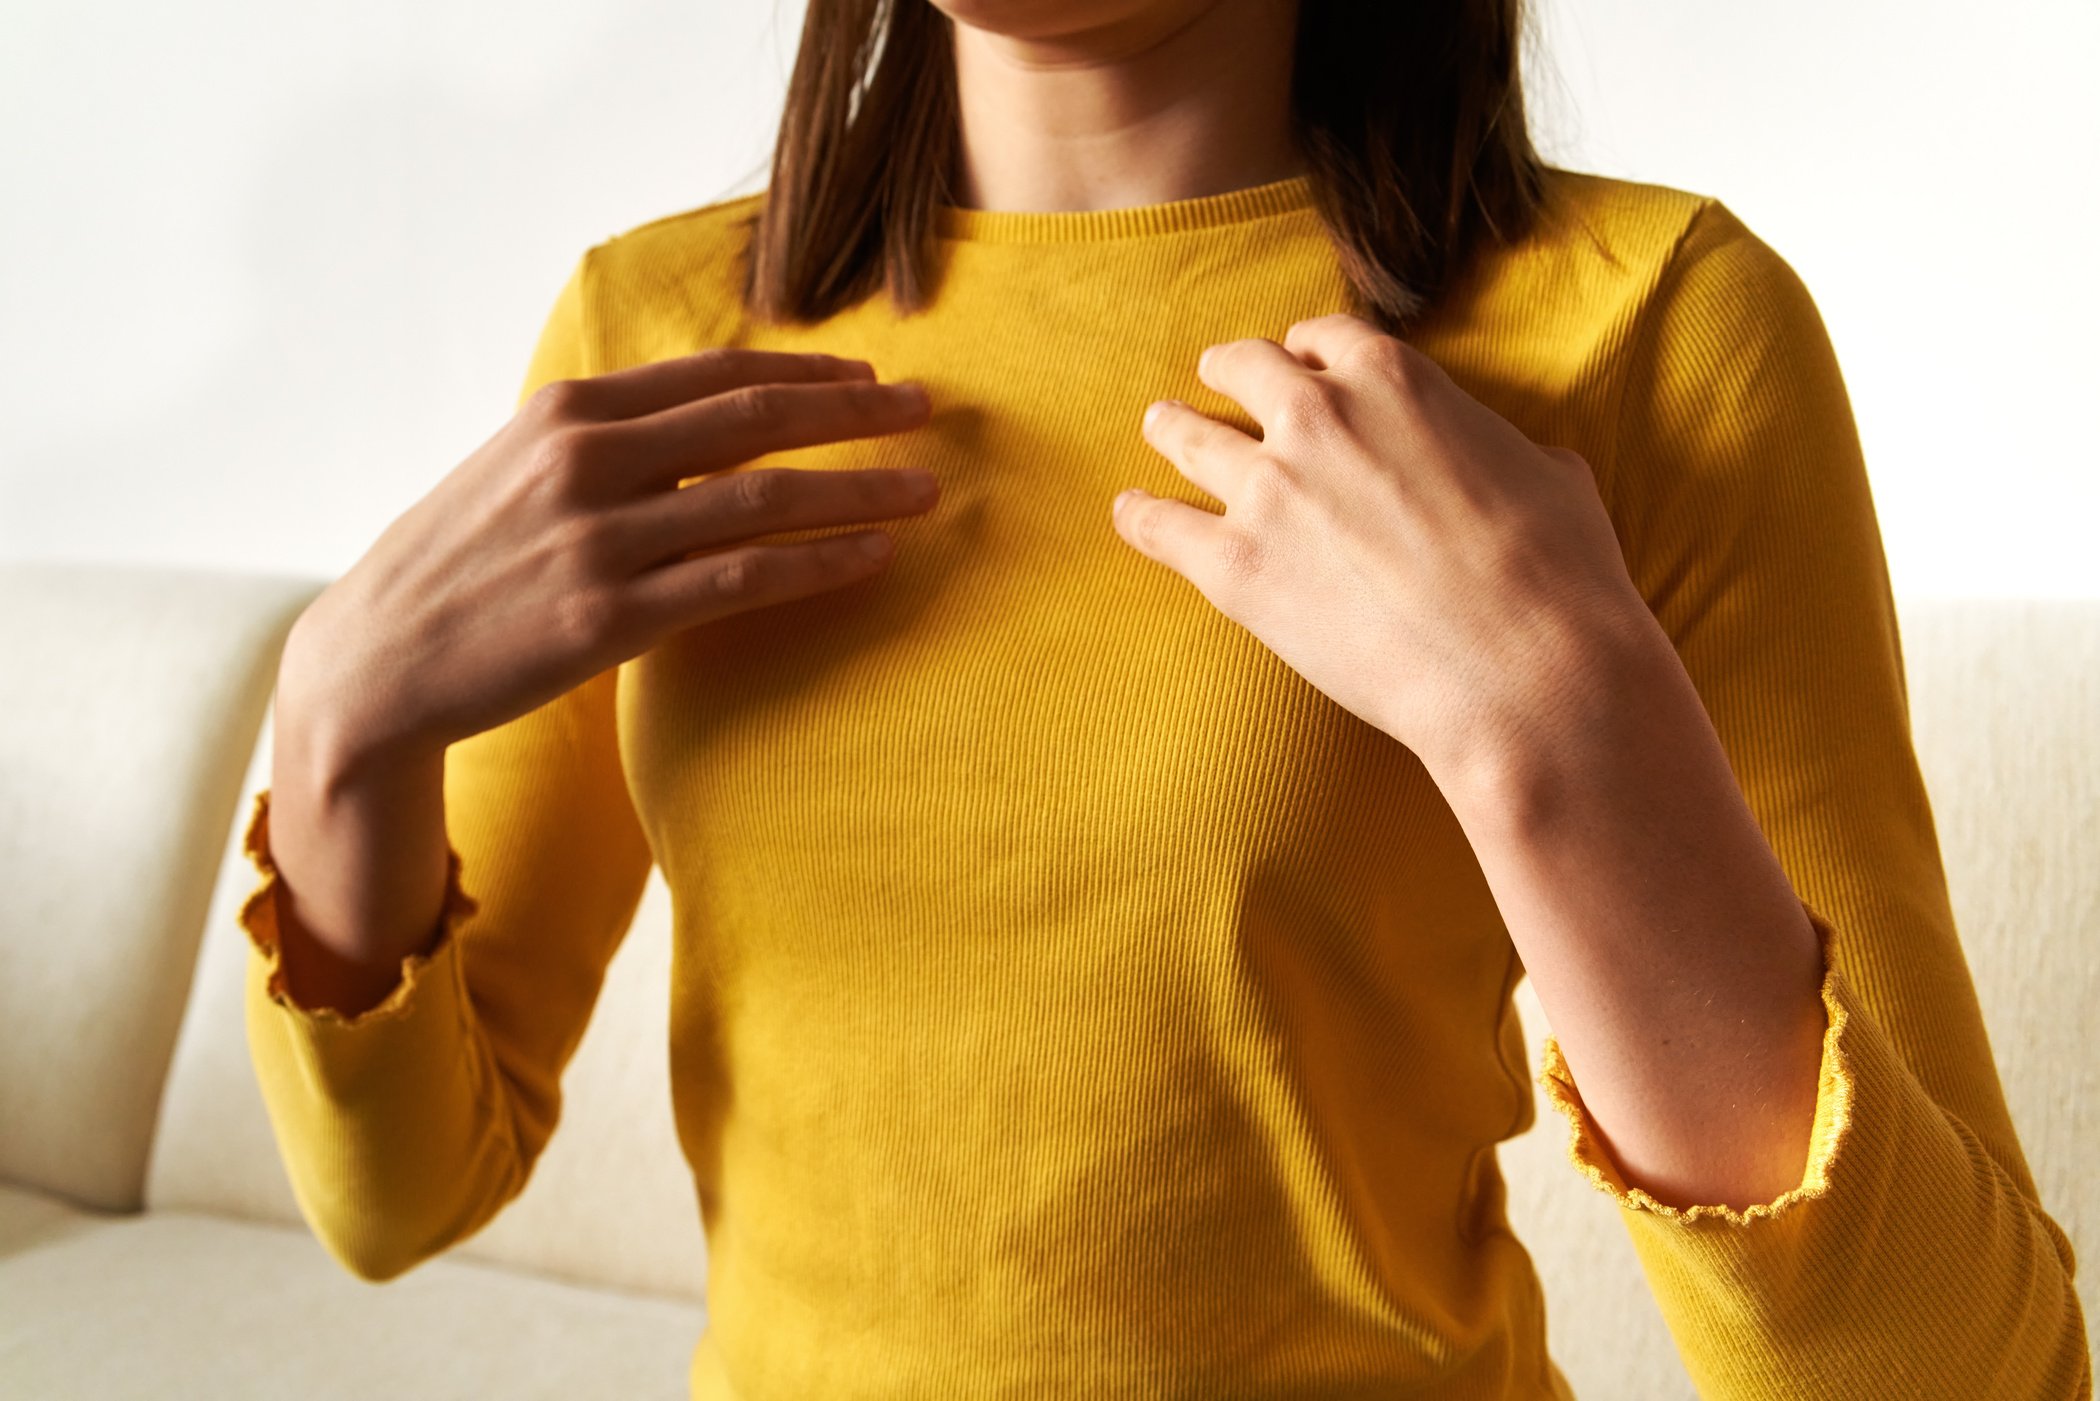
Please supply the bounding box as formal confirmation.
[1115,317,1827,1211]
[1423,594,1829,1211]
[264,599,456,1019]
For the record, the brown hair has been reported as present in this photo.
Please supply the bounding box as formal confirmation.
[739,0,1549,335]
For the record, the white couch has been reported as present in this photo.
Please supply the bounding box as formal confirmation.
[1,559,2092,1399]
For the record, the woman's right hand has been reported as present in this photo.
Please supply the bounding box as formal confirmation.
[278,348,937,781]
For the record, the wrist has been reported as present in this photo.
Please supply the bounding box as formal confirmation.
[1424,592,1681,828]
[274,596,447,800]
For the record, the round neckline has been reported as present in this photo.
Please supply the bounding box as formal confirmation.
[934,172,1317,244]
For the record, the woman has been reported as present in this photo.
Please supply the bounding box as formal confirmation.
[236,0,2090,1396]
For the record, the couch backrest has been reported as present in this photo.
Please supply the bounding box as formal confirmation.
[0,561,321,1213]
[138,585,2097,1385]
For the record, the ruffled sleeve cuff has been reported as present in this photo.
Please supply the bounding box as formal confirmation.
[238,786,482,1033]
[1536,899,1858,1227]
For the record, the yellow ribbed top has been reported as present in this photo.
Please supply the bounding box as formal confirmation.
[237,167,2091,1399]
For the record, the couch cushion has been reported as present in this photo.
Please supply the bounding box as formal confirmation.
[0,1181,108,1257]
[0,563,324,1213]
[149,710,710,1303]
[0,1198,705,1399]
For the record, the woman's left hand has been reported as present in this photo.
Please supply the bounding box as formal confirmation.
[1115,311,1663,793]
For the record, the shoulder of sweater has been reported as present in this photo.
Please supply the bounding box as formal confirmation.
[1502,165,1819,375]
[1518,166,1717,284]
[1461,169,1830,501]
[1529,166,1804,313]
[578,188,769,361]
[596,187,769,263]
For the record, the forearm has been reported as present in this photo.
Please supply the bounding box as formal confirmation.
[266,602,455,1018]
[1430,602,1829,1211]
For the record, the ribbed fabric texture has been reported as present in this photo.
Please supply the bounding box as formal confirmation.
[238,167,2091,1399]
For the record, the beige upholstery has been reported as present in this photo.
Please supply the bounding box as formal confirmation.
[0,560,2092,1396]
[0,563,318,1212]
[0,1186,701,1399]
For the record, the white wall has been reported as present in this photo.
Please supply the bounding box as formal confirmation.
[3,0,2094,597]
[1526,0,2100,599]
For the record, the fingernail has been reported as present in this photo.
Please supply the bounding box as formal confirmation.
[1143,401,1169,431]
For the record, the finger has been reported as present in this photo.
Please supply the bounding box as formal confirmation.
[1139,398,1260,506]
[1279,312,1388,371]
[623,528,896,635]
[1111,487,1231,586]
[1194,336,1317,429]
[603,465,939,569]
[591,377,934,496]
[532,347,880,422]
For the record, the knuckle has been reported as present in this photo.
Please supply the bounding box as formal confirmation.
[729,468,791,519]
[529,376,596,422]
[523,425,589,489]
[554,512,624,575]
[709,551,765,601]
[1270,377,1343,439]
[717,383,779,430]
[1191,415,1236,458]
[1203,339,1254,378]
[1236,456,1297,521]
[551,584,623,648]
[1348,333,1415,377]
[1212,526,1267,585]
[689,345,740,376]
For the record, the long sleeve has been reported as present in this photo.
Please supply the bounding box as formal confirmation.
[241,246,657,1283]
[1531,198,2092,1398]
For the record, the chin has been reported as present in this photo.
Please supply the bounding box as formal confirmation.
[926,0,1217,43]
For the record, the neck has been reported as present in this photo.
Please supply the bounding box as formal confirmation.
[947,0,1305,215]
